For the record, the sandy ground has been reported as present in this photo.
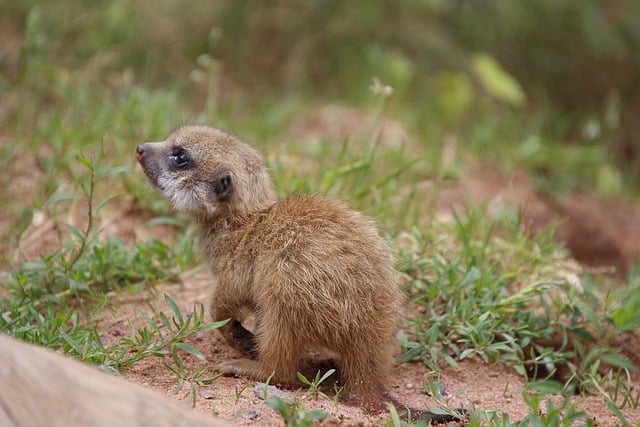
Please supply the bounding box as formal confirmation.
[96,271,640,426]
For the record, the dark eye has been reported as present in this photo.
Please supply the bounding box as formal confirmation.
[169,148,191,169]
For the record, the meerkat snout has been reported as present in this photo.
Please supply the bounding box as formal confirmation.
[135,143,161,186]
[135,145,144,161]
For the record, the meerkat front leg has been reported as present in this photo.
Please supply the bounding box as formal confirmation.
[217,311,303,386]
[210,291,258,357]
[229,320,258,357]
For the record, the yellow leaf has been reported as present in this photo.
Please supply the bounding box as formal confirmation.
[472,53,526,107]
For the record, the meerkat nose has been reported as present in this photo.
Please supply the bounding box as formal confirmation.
[135,145,145,162]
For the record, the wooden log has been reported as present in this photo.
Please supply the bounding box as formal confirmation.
[0,334,229,427]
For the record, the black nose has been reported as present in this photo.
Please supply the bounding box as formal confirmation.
[135,145,145,162]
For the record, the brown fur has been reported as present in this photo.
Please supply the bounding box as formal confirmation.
[136,125,400,412]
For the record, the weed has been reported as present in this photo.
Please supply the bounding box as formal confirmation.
[164,347,222,408]
[115,294,227,370]
[261,371,277,400]
[601,369,640,410]
[296,369,336,401]
[385,403,407,427]
[267,396,329,427]
[520,390,594,426]
[333,383,346,404]
[233,382,254,404]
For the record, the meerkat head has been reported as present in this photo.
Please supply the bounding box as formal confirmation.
[136,125,276,219]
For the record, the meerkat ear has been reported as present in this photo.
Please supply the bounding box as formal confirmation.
[211,173,233,201]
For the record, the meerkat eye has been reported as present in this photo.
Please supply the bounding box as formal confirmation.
[169,148,192,169]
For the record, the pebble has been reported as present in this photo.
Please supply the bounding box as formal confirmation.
[200,390,216,399]
[253,382,292,403]
[242,409,259,420]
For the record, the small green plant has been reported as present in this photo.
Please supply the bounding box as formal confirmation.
[296,368,336,400]
[145,296,226,407]
[599,369,640,410]
[261,371,277,400]
[479,390,595,427]
[233,382,254,404]
[385,402,406,427]
[420,374,470,424]
[519,390,594,427]
[164,348,222,408]
[267,396,329,427]
[421,373,446,400]
[114,294,228,370]
[608,274,640,333]
[333,383,346,404]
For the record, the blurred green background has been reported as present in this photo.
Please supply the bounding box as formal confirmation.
[3,0,640,194]
[3,0,640,212]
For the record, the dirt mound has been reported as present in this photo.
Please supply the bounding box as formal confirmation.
[438,165,640,279]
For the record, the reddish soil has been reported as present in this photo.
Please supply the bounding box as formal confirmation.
[108,271,640,426]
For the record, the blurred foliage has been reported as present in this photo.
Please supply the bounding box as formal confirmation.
[2,0,640,187]
[443,0,640,179]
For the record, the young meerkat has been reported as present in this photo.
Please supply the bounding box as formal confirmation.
[136,125,462,422]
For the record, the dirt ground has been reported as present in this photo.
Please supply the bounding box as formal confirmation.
[104,270,640,426]
[91,164,640,426]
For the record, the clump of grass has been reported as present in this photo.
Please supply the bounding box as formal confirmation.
[115,294,227,370]
[396,205,638,423]
[483,391,595,427]
[397,208,576,369]
[156,294,226,407]
[296,369,336,401]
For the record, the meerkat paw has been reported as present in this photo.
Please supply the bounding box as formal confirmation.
[216,358,267,381]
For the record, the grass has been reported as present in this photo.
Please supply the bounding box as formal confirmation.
[296,369,337,401]
[0,150,224,372]
[266,396,329,427]
[1,2,639,426]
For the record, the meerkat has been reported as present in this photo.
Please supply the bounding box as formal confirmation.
[136,125,463,422]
